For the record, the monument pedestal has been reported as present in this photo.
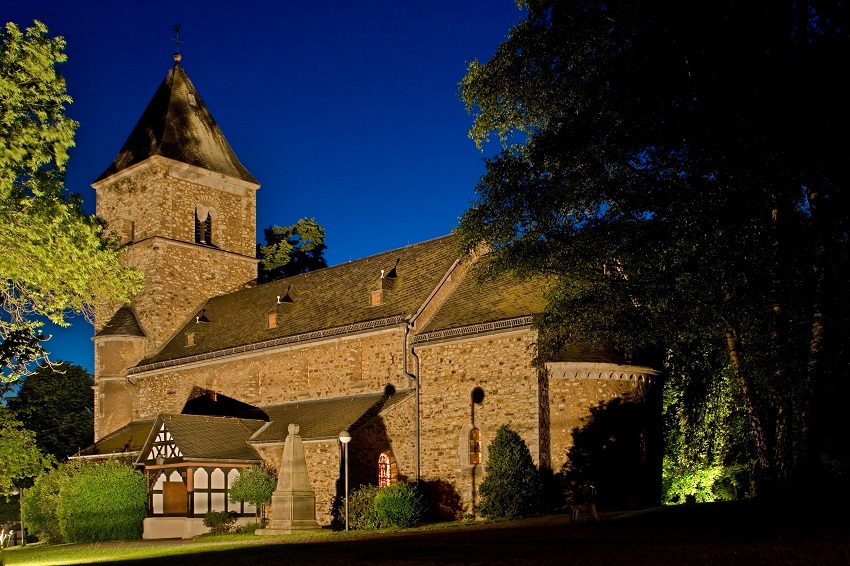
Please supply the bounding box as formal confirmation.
[257,424,322,535]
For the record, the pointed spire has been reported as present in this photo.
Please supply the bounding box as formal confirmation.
[96,61,257,184]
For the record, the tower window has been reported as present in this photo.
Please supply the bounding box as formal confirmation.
[378,452,398,488]
[194,206,215,246]
[469,428,482,465]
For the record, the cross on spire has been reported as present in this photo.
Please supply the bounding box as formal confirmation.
[171,24,183,55]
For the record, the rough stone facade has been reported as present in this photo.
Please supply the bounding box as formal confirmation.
[88,61,661,535]
[415,330,541,516]
[125,328,410,422]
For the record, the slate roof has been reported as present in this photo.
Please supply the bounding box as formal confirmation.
[418,256,549,336]
[95,62,257,184]
[95,305,145,337]
[250,388,414,444]
[136,235,460,368]
[138,414,266,463]
[76,419,155,457]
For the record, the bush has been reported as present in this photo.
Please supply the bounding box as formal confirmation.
[234,521,263,534]
[335,485,382,530]
[374,482,425,528]
[203,511,237,534]
[478,424,542,519]
[57,461,147,543]
[21,460,83,543]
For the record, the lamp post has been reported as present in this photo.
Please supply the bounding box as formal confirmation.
[10,487,24,547]
[338,430,352,531]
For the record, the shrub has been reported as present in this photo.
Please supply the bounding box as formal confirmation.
[21,460,83,543]
[374,482,425,528]
[477,424,542,519]
[203,511,237,534]
[234,521,263,534]
[228,465,277,520]
[335,484,382,530]
[57,460,146,543]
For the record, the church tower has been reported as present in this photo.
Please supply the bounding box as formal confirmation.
[91,54,259,439]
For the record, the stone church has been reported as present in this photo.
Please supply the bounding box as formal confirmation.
[81,55,660,539]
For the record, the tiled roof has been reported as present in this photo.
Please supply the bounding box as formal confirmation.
[250,388,414,443]
[95,63,257,184]
[95,305,145,337]
[140,414,266,463]
[76,419,155,457]
[418,256,549,336]
[137,235,460,368]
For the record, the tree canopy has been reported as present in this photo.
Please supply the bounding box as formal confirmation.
[257,218,327,283]
[0,21,142,381]
[5,362,94,461]
[0,406,53,496]
[458,1,849,495]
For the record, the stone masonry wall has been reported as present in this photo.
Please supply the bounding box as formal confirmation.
[121,240,256,356]
[415,329,540,517]
[547,375,650,474]
[127,328,411,422]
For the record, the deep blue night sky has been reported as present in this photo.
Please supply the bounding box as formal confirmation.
[4,1,525,373]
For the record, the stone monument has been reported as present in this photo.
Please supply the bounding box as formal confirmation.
[256,423,322,534]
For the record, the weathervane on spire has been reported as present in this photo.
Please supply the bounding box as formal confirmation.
[172,24,183,62]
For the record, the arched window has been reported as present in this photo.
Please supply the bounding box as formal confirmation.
[194,205,217,246]
[378,451,398,488]
[469,428,482,465]
[195,210,213,244]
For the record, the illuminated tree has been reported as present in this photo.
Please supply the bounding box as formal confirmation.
[0,406,53,496]
[0,21,142,381]
[257,217,327,282]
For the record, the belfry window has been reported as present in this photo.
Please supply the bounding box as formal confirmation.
[378,451,398,488]
[194,206,215,246]
[469,428,482,465]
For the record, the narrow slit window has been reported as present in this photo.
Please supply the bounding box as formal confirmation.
[469,428,482,465]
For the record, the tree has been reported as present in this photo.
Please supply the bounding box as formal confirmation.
[228,465,276,521]
[477,424,542,519]
[5,362,93,461]
[257,218,327,283]
[0,406,53,496]
[458,0,850,495]
[0,21,142,381]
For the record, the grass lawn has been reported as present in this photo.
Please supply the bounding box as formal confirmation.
[1,500,848,565]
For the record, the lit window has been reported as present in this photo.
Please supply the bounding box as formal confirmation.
[469,428,482,465]
[378,452,398,488]
[268,313,277,329]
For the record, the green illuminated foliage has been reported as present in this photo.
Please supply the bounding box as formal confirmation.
[257,217,327,282]
[228,465,277,520]
[0,21,142,381]
[0,406,53,496]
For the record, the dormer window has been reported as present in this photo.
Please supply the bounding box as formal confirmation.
[186,332,195,347]
[371,289,383,306]
[268,313,277,329]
